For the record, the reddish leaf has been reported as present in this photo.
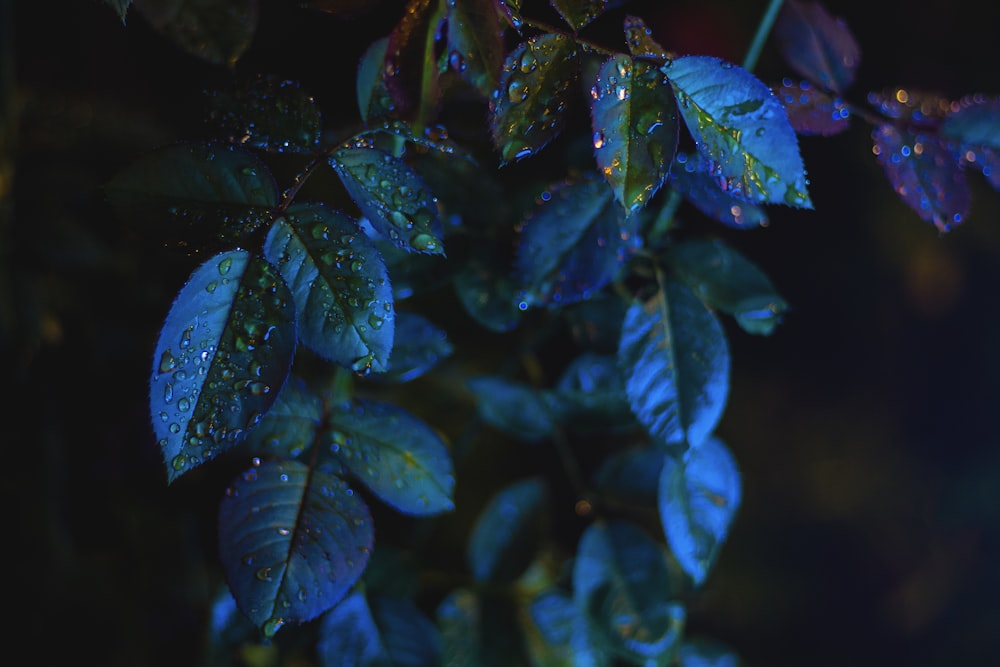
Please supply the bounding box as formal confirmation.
[774,0,860,94]
[775,78,850,136]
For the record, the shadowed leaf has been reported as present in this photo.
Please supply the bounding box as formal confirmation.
[446,0,505,98]
[942,95,1000,189]
[467,376,555,442]
[384,0,442,119]
[378,311,453,383]
[550,0,608,30]
[245,375,323,459]
[547,353,635,433]
[624,15,669,60]
[133,0,259,66]
[206,75,322,153]
[357,36,397,124]
[104,0,131,21]
[775,78,850,136]
[669,153,769,229]
[592,446,665,508]
[774,0,860,94]
[678,638,741,667]
[467,477,546,583]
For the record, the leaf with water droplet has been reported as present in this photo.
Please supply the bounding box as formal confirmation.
[467,477,546,584]
[664,55,812,208]
[659,435,741,587]
[872,123,969,232]
[668,152,768,229]
[775,78,850,136]
[467,376,555,443]
[374,311,453,383]
[546,353,635,434]
[133,0,258,66]
[206,75,322,153]
[357,36,397,124]
[263,203,395,373]
[573,520,685,663]
[515,172,639,309]
[550,0,609,30]
[245,375,323,458]
[774,0,860,94]
[678,637,742,667]
[105,141,278,249]
[383,0,442,120]
[217,460,373,635]
[618,279,729,456]
[489,33,579,164]
[667,237,788,335]
[446,0,505,99]
[941,95,1000,191]
[624,14,669,60]
[150,250,296,483]
[324,398,454,516]
[330,145,445,255]
[590,54,679,212]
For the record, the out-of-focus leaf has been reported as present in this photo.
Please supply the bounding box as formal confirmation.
[325,398,455,515]
[494,0,523,29]
[624,15,669,60]
[678,638,741,667]
[316,590,388,667]
[467,376,555,443]
[522,589,611,667]
[369,594,444,667]
[357,36,397,124]
[378,311,453,383]
[547,353,635,433]
[446,0,505,98]
[550,0,607,30]
[133,0,259,66]
[454,252,523,332]
[245,375,322,458]
[104,0,131,21]
[489,33,579,164]
[362,546,420,600]
[437,589,482,667]
[515,173,639,309]
[659,436,741,587]
[105,141,278,248]
[664,56,812,208]
[591,54,679,211]
[331,145,445,255]
[872,123,969,232]
[573,520,685,664]
[669,153,769,229]
[217,460,373,637]
[867,87,951,124]
[467,477,546,584]
[667,237,788,335]
[151,250,296,483]
[942,95,1000,190]
[775,78,850,136]
[205,586,257,665]
[384,0,442,119]
[206,75,322,153]
[774,0,860,94]
[617,280,729,456]
[263,203,394,375]
[592,446,665,508]
[301,0,371,16]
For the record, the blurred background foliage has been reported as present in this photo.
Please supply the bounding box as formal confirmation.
[6,0,1000,665]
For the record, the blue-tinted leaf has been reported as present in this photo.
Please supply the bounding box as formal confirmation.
[667,238,788,336]
[446,0,505,98]
[592,446,666,508]
[104,0,131,21]
[375,311,452,383]
[384,0,441,119]
[547,353,635,433]
[550,0,607,30]
[133,0,258,66]
[436,589,482,667]
[263,203,394,375]
[453,258,523,332]
[523,590,611,667]
[326,398,455,515]
[493,0,522,29]
[489,33,579,164]
[664,56,812,208]
[245,375,322,458]
[941,96,1000,190]
[573,520,685,664]
[467,376,555,443]
[678,638,741,667]
[774,0,860,94]
[624,15,669,60]
[515,173,639,309]
[872,123,969,232]
[775,78,850,136]
[317,590,389,667]
[331,146,445,255]
[467,477,546,584]
[105,141,278,247]
[206,75,322,153]
[618,280,729,455]
[591,54,679,211]
[362,546,420,600]
[669,153,769,229]
[151,250,296,483]
[866,87,951,124]
[659,436,741,587]
[369,594,444,667]
[218,460,373,636]
[358,36,397,124]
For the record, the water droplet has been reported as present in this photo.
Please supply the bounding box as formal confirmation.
[507,79,529,104]
[410,233,439,252]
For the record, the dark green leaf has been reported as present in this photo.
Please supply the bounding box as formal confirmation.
[942,96,1000,150]
[217,460,373,637]
[326,398,455,515]
[150,250,296,483]
[467,477,546,584]
[245,375,323,458]
[263,203,395,375]
[378,311,453,383]
[357,36,397,124]
[453,256,523,333]
[547,353,635,433]
[678,638,741,667]
[369,594,444,667]
[132,0,259,66]
[617,280,729,455]
[591,54,679,212]
[592,446,665,508]
[550,0,607,31]
[384,0,442,119]
[667,237,788,335]
[467,376,555,442]
[330,146,445,255]
[436,589,482,667]
[659,436,741,586]
[446,0,505,98]
[494,0,523,29]
[664,56,812,207]
[489,33,579,164]
[669,153,769,229]
[206,75,322,153]
[624,15,669,60]
[104,0,131,21]
[774,0,860,95]
[317,590,389,666]
[522,590,611,667]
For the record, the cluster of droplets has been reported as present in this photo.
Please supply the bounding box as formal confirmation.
[206,76,321,153]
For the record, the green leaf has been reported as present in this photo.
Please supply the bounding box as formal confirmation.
[489,33,579,164]
[624,15,669,60]
[436,589,483,667]
[617,280,729,455]
[357,36,397,124]
[446,0,505,98]
[467,477,546,584]
[383,0,443,119]
[467,376,555,442]
[330,145,445,255]
[664,55,812,207]
[590,54,679,211]
[206,75,322,153]
[659,436,741,587]
[217,460,373,636]
[132,0,259,66]
[245,375,323,459]
[550,0,607,31]
[573,520,686,665]
[105,141,277,248]
[667,237,788,335]
[104,0,131,21]
[150,250,296,483]
[326,398,455,515]
[263,203,395,375]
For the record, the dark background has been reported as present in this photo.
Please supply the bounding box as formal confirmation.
[7,0,1000,665]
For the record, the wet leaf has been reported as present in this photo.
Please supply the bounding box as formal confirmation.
[245,375,323,459]
[775,78,850,136]
[659,436,741,587]
[263,203,394,375]
[378,311,453,383]
[550,0,607,31]
[150,250,296,483]
[206,75,322,153]
[493,0,523,29]
[668,153,768,229]
[446,0,505,98]
[617,279,729,455]
[467,477,546,584]
[664,55,812,208]
[133,0,259,66]
[217,460,373,636]
[331,145,445,254]
[357,36,397,124]
[384,0,442,119]
[774,0,860,94]
[467,376,555,443]
[624,15,669,60]
[489,33,579,164]
[325,398,455,516]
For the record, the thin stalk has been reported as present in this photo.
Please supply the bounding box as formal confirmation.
[742,0,785,73]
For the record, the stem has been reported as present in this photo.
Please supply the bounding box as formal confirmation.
[742,0,785,73]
